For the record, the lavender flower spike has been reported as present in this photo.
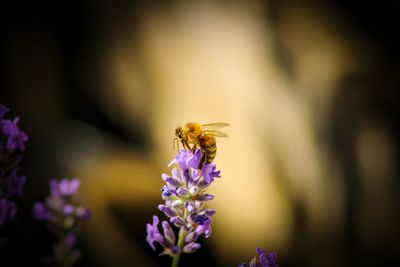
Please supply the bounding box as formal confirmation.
[34,178,91,267]
[0,103,28,232]
[146,149,222,267]
[238,247,279,267]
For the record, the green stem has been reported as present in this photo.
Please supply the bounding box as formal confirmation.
[171,228,187,267]
[171,209,188,267]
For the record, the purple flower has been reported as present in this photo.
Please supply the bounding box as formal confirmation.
[146,215,163,251]
[3,168,26,197]
[34,178,91,266]
[161,185,175,198]
[2,117,28,152]
[0,103,27,230]
[183,242,201,253]
[187,149,203,169]
[0,199,17,227]
[146,215,180,255]
[193,216,212,238]
[50,178,81,197]
[33,202,53,221]
[63,204,75,216]
[239,248,279,267]
[202,163,221,184]
[146,149,222,263]
[35,179,91,224]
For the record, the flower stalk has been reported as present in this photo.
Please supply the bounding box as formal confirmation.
[34,178,91,266]
[0,103,28,232]
[146,149,221,267]
[171,227,186,267]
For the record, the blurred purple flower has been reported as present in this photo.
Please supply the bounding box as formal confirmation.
[0,103,27,230]
[3,168,26,197]
[34,178,91,266]
[33,202,54,221]
[1,117,28,152]
[0,199,17,228]
[238,248,279,267]
[50,178,81,198]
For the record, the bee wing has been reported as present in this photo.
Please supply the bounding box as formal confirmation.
[202,123,230,130]
[202,123,229,137]
[203,130,229,137]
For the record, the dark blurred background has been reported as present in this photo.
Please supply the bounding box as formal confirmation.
[1,0,400,266]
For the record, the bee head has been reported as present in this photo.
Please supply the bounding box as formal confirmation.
[175,127,184,140]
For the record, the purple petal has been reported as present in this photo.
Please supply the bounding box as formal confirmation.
[158,204,178,218]
[188,149,203,169]
[63,204,75,216]
[49,179,60,196]
[202,163,220,184]
[59,178,81,196]
[190,169,201,182]
[33,202,47,220]
[256,247,267,267]
[162,173,181,188]
[185,231,198,243]
[161,185,176,198]
[170,216,185,227]
[146,215,162,251]
[190,213,209,225]
[205,209,216,216]
[195,219,212,238]
[181,169,190,184]
[185,201,196,214]
[183,242,201,253]
[267,252,278,267]
[161,220,176,244]
[176,187,189,197]
[175,150,191,171]
[198,193,214,201]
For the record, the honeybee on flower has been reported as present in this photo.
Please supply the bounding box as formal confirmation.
[174,122,229,168]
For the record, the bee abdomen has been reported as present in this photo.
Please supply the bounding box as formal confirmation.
[199,134,217,164]
[204,148,216,163]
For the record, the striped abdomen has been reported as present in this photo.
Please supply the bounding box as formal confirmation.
[199,134,217,165]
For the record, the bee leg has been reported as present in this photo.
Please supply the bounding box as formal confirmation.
[183,140,191,151]
[198,152,206,170]
[173,138,179,151]
[192,143,198,154]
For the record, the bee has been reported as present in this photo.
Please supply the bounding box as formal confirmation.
[174,122,229,168]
